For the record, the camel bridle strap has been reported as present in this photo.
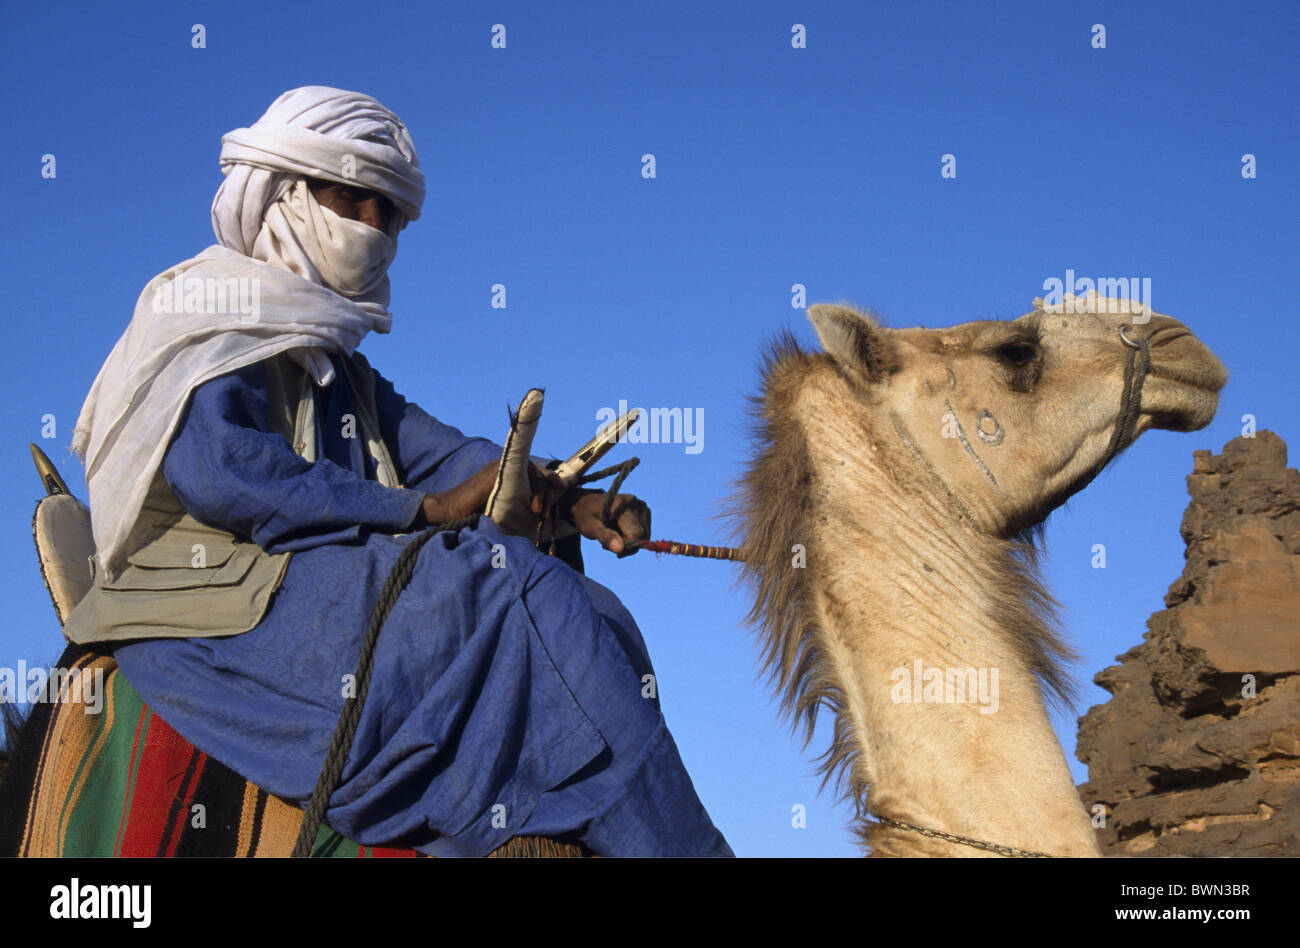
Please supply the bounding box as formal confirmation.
[1099,324,1152,467]
[869,815,1053,858]
[1080,325,1152,491]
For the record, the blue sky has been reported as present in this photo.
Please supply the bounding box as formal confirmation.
[2,1,1296,856]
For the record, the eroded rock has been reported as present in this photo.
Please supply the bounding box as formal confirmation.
[1077,431,1299,856]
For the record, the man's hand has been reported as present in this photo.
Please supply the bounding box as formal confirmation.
[562,489,651,555]
[413,460,565,528]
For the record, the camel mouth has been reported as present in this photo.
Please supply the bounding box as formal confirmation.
[1144,328,1228,394]
[1142,330,1227,431]
[1146,391,1221,432]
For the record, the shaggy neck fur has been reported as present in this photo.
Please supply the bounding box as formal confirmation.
[736,337,1100,856]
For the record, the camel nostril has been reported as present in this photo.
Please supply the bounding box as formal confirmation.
[1147,326,1191,347]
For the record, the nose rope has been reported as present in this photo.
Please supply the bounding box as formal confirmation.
[1081,326,1151,492]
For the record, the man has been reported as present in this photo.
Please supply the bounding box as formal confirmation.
[64,86,732,857]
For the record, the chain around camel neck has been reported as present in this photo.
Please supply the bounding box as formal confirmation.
[870,815,1053,858]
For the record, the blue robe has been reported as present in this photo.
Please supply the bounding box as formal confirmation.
[112,353,733,857]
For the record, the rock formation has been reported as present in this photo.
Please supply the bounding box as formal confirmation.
[1077,431,1299,855]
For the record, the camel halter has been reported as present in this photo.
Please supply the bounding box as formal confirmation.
[295,327,1151,858]
[1077,325,1152,493]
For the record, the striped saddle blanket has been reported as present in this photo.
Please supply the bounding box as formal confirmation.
[8,651,582,857]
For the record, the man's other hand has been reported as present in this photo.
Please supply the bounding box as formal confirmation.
[563,489,651,555]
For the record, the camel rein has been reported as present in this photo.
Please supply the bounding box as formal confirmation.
[294,327,1150,858]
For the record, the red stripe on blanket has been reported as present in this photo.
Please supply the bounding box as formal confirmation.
[118,710,207,858]
[362,845,419,858]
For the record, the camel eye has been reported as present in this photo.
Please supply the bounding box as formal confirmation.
[993,340,1042,392]
[996,342,1037,366]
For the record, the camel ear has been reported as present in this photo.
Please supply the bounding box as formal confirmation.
[807,304,895,381]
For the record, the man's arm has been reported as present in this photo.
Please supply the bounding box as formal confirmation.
[162,363,425,554]
[368,365,652,554]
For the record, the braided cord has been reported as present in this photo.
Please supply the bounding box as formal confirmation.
[292,514,480,857]
[1080,330,1151,493]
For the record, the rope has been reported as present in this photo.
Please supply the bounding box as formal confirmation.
[295,457,735,856]
[1081,328,1151,492]
[292,513,480,858]
[1103,331,1150,461]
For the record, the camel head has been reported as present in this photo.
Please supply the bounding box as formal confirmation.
[806,293,1228,538]
[736,293,1227,855]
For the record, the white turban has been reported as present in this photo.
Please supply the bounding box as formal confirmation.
[214,85,424,245]
[72,86,425,578]
[212,85,425,339]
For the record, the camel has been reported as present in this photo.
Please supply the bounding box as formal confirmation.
[3,291,1226,857]
[732,292,1227,856]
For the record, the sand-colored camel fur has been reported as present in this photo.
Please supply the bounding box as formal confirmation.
[734,292,1227,856]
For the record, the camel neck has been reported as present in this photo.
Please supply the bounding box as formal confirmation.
[802,421,1100,856]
